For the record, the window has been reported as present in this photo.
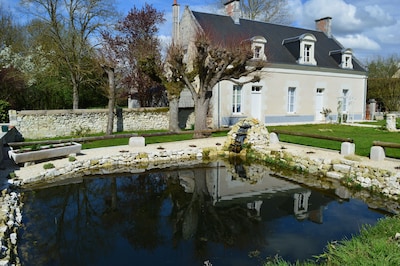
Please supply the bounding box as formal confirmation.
[304,44,312,63]
[287,87,296,113]
[254,46,262,59]
[342,89,349,112]
[252,86,262,92]
[232,85,242,114]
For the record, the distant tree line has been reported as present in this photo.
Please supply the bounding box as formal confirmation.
[367,55,400,112]
[0,1,167,123]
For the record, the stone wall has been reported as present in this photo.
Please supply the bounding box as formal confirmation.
[9,108,169,139]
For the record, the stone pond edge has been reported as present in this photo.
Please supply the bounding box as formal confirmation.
[1,143,400,265]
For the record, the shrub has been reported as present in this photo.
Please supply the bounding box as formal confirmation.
[43,163,55,169]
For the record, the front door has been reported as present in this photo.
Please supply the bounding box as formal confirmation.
[251,86,262,122]
[315,88,324,121]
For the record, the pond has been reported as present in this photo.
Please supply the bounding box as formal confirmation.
[18,160,389,266]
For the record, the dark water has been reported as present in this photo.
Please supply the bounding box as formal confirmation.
[18,161,386,266]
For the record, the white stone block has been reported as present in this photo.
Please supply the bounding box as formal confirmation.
[341,142,355,156]
[370,146,385,161]
[129,137,145,147]
[269,132,279,145]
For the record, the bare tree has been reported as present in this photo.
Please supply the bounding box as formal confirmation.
[166,31,264,138]
[110,4,165,107]
[218,0,291,24]
[21,0,117,109]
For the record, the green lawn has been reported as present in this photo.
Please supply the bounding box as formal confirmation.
[269,123,400,159]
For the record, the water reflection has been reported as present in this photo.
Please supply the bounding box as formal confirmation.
[18,160,385,266]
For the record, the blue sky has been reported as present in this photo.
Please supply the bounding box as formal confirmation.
[2,0,399,63]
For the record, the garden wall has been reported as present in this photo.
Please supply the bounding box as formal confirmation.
[8,108,169,139]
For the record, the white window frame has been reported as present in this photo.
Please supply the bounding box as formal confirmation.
[287,87,296,113]
[232,85,243,114]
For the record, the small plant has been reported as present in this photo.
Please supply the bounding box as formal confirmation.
[320,107,332,119]
[43,163,55,169]
[68,156,76,162]
[30,143,41,151]
[8,172,16,179]
[72,125,91,137]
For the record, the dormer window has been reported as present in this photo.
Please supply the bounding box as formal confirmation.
[341,49,353,69]
[298,34,317,65]
[282,33,317,66]
[329,48,353,69]
[251,36,267,61]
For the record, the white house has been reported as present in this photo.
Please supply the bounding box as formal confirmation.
[173,0,368,127]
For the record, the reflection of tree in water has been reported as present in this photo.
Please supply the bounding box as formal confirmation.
[117,173,168,250]
[170,168,266,259]
[19,178,116,265]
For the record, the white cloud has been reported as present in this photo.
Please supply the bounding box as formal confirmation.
[336,34,380,51]
[288,0,400,61]
[364,5,394,24]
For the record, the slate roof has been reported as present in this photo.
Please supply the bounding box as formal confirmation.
[192,11,366,73]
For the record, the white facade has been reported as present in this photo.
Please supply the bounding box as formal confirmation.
[212,66,367,127]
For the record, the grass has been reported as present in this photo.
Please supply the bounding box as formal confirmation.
[269,123,400,159]
[25,130,228,150]
[265,215,400,266]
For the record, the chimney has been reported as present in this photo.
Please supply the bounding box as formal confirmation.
[172,0,180,44]
[224,0,241,24]
[315,17,332,38]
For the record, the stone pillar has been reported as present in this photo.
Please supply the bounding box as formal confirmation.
[8,110,17,126]
[341,142,355,156]
[368,99,376,120]
[129,137,145,147]
[386,113,397,132]
[370,146,385,161]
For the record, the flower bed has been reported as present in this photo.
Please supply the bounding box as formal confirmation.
[8,142,81,164]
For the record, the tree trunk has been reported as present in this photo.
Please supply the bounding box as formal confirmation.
[169,96,181,132]
[71,73,79,110]
[193,95,211,138]
[104,66,116,135]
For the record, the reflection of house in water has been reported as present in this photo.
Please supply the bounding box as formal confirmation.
[180,162,335,224]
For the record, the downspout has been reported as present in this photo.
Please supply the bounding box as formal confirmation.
[218,81,221,128]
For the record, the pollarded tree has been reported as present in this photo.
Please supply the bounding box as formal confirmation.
[21,0,118,109]
[166,31,264,138]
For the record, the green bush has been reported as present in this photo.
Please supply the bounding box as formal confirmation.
[0,100,10,123]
